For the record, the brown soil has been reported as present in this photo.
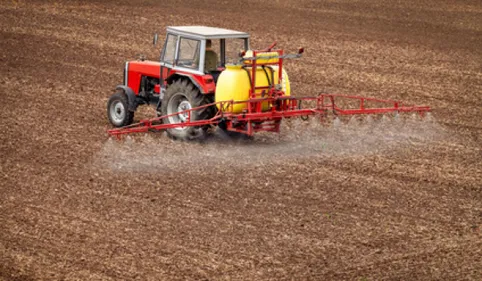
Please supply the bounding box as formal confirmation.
[1,0,481,280]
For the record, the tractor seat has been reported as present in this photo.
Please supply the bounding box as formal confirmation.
[204,50,218,73]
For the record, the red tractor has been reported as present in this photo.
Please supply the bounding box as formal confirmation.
[107,26,251,140]
[107,26,430,140]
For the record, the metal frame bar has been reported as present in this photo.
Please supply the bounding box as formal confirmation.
[108,93,430,138]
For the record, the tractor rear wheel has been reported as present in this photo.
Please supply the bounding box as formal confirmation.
[107,91,134,127]
[161,79,215,140]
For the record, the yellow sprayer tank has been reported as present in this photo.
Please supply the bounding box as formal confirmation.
[243,50,279,65]
[215,64,290,113]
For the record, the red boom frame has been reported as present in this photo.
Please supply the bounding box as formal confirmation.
[107,93,430,137]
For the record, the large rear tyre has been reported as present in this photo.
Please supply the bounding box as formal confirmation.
[107,91,134,127]
[161,80,215,140]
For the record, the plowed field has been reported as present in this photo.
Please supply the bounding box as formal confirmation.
[1,0,481,280]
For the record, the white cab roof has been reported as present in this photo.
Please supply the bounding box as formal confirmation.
[166,26,249,39]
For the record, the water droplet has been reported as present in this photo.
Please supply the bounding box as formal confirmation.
[125,135,134,145]
[381,115,390,123]
[425,112,434,122]
[393,112,401,123]
[333,117,341,128]
[348,116,358,127]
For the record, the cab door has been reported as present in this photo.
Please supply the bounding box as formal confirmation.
[159,33,178,85]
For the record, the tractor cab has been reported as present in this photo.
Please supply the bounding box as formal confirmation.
[160,26,250,80]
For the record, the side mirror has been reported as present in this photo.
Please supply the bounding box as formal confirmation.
[153,33,159,46]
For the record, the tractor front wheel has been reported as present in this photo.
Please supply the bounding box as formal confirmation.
[161,80,215,140]
[107,91,134,127]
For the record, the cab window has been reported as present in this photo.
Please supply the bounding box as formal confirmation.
[162,34,177,65]
[225,38,247,64]
[178,37,200,69]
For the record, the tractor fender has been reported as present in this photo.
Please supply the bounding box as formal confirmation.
[166,73,206,94]
[115,85,137,112]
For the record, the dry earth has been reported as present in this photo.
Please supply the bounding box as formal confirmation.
[1,0,481,280]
